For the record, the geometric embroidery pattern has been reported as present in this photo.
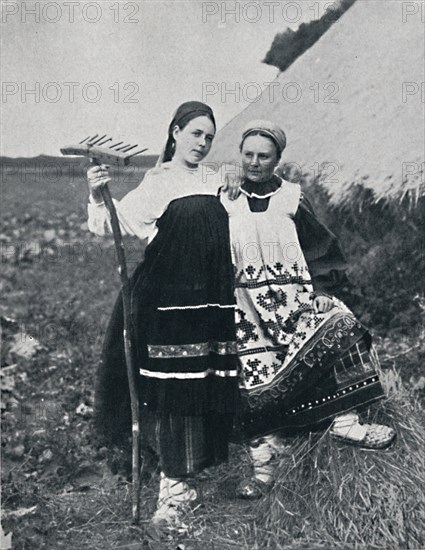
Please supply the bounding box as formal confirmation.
[230,182,350,390]
[256,288,287,312]
[235,308,259,349]
[235,262,312,290]
[243,358,270,387]
[234,261,355,389]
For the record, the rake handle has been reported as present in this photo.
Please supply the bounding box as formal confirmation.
[92,161,141,524]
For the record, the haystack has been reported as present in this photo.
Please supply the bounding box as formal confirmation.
[209,0,424,206]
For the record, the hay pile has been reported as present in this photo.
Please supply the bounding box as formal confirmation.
[208,0,424,206]
[257,370,425,549]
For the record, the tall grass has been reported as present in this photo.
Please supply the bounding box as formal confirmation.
[294,177,425,335]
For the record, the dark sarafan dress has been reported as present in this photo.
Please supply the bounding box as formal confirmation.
[94,194,239,478]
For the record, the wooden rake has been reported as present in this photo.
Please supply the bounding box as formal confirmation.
[61,134,148,524]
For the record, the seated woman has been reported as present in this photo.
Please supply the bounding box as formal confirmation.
[87,102,239,526]
[221,120,396,499]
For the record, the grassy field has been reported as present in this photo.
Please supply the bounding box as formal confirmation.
[1,158,424,549]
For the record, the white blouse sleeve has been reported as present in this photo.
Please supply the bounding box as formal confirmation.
[87,169,165,242]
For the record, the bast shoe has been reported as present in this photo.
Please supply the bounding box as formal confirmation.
[330,422,396,450]
[147,473,198,536]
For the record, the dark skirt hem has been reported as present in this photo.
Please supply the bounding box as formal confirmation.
[234,378,385,441]
[140,411,233,478]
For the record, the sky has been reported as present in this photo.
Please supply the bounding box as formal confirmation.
[1,0,318,157]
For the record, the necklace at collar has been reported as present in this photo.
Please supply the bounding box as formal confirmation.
[240,175,282,199]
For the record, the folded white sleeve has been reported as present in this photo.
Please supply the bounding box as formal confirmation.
[87,170,162,242]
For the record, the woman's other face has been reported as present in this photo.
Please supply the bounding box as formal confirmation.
[172,116,215,167]
[241,134,279,183]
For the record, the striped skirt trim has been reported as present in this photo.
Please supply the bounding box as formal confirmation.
[147,340,238,359]
[139,367,238,380]
[157,303,236,311]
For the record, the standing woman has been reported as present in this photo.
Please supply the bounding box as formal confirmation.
[221,120,396,498]
[86,102,239,526]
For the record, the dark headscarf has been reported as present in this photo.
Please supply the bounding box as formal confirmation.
[158,101,216,165]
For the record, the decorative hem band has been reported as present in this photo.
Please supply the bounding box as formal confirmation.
[148,341,238,358]
[139,368,239,380]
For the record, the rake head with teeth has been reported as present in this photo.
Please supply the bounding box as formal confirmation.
[60,134,148,166]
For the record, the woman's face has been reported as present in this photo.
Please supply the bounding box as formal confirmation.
[241,134,279,183]
[172,116,215,167]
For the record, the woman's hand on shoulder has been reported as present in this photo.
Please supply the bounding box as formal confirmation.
[313,294,334,314]
[221,163,242,201]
